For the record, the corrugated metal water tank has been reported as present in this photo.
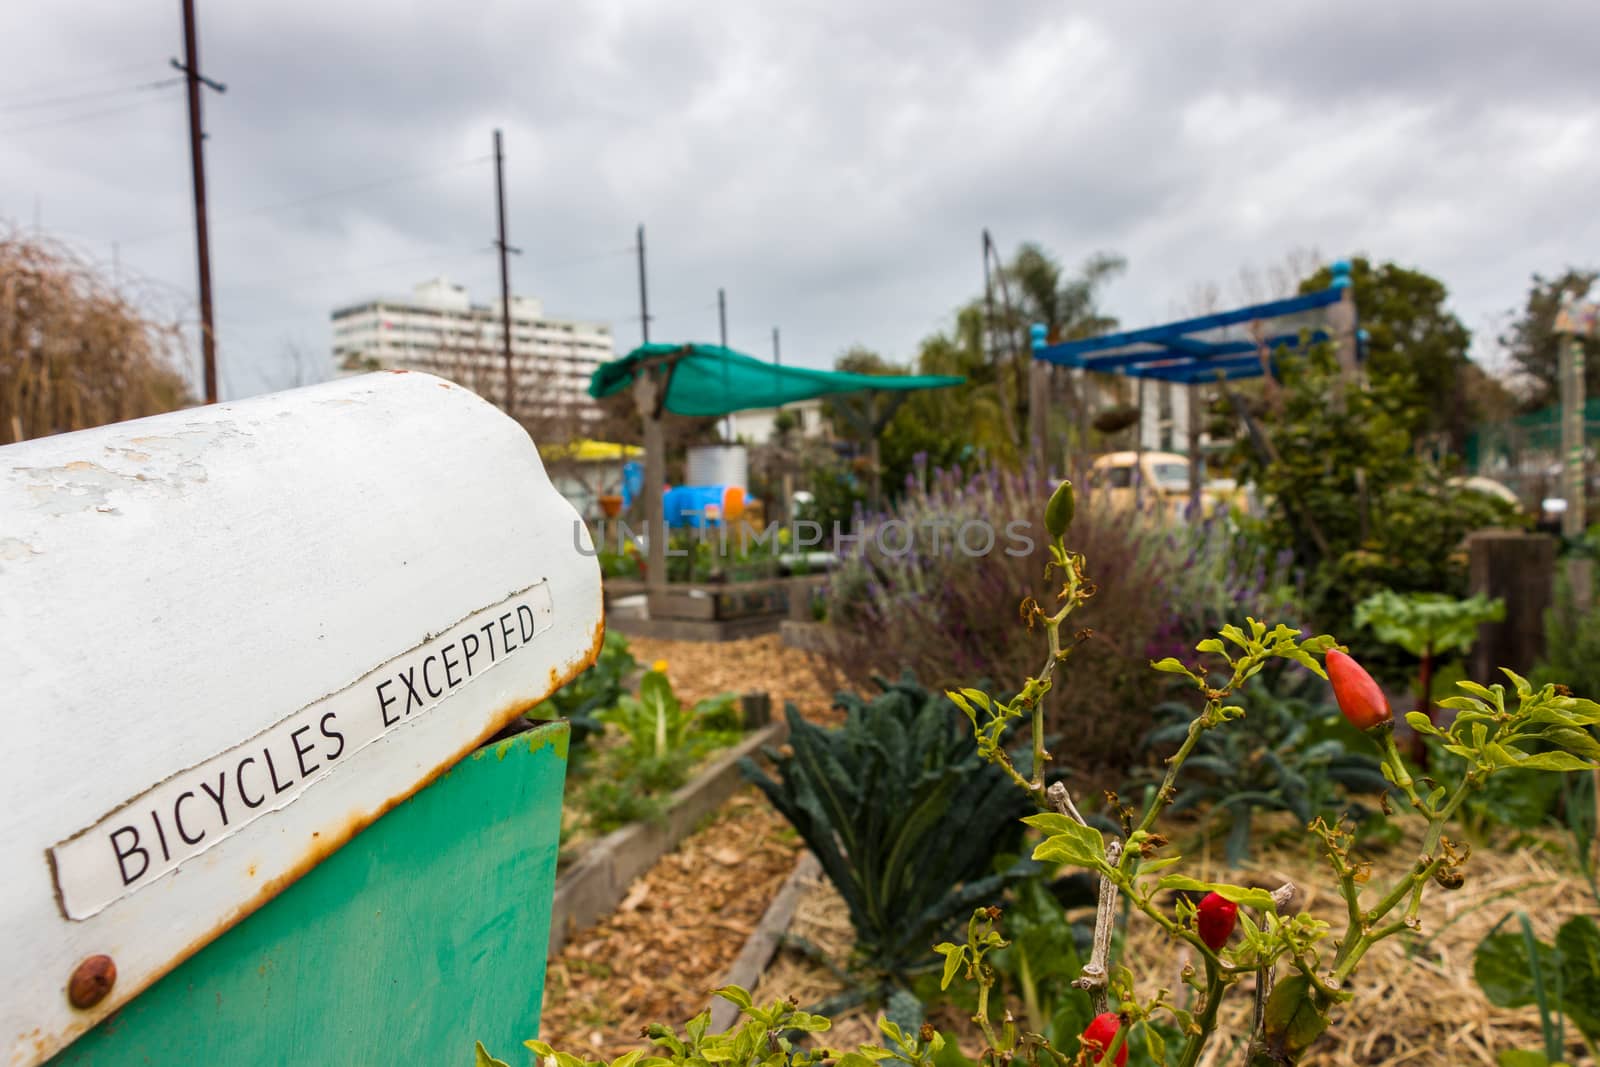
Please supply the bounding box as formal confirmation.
[686,444,748,489]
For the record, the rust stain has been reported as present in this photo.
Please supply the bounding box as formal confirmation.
[27,616,604,1065]
[247,864,256,878]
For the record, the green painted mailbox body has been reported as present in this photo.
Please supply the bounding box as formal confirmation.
[51,725,569,1065]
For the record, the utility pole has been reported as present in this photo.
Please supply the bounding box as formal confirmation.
[636,224,651,344]
[771,325,782,410]
[172,0,225,404]
[493,129,520,419]
[718,287,730,440]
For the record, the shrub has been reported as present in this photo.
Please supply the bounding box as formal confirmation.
[821,459,1300,770]
[1,227,194,442]
[1225,343,1520,635]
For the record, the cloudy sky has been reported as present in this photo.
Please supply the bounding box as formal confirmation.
[5,1,1597,400]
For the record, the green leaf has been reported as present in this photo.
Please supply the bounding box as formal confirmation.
[1513,750,1597,772]
[1156,875,1278,913]
[1475,920,1559,1011]
[611,1052,645,1067]
[1263,974,1330,1054]
[1284,647,1329,679]
[712,985,754,1011]
[475,1042,512,1067]
[1220,624,1251,652]
[1142,1022,1167,1064]
[1556,697,1600,726]
[1502,667,1533,696]
[1196,637,1226,655]
[1538,726,1600,759]
[956,688,992,712]
[1027,817,1108,870]
[1151,657,1195,676]
[935,942,965,990]
[1495,1051,1553,1067]
[1555,915,1600,1042]
[1405,711,1441,736]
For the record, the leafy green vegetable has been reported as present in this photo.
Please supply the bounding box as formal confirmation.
[741,673,1034,983]
[1353,590,1504,660]
[1476,913,1600,1053]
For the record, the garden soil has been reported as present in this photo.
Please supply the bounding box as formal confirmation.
[624,633,850,726]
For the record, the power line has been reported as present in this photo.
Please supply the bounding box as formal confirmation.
[1,60,163,99]
[118,156,494,245]
[0,76,183,113]
[223,247,491,291]
[0,89,179,136]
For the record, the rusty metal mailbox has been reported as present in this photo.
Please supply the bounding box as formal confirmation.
[0,372,602,1065]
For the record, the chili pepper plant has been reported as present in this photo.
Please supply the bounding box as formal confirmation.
[483,480,1600,1067]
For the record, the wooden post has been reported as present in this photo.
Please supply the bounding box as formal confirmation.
[1029,357,1049,475]
[1028,324,1050,475]
[1561,333,1592,615]
[1133,376,1146,510]
[1329,262,1358,385]
[634,373,668,595]
[1186,384,1202,516]
[1467,529,1556,682]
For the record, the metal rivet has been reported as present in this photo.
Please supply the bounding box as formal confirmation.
[67,955,116,1010]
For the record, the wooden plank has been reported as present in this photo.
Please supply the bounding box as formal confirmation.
[708,851,821,1032]
[49,724,569,1066]
[1,372,602,1065]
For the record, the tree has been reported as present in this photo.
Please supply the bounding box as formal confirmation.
[1,227,193,443]
[993,245,1125,451]
[1299,257,1475,447]
[1227,344,1519,635]
[1007,245,1125,344]
[1500,267,1600,412]
[820,243,1126,500]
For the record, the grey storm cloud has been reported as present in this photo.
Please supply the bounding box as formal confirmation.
[4,0,1598,400]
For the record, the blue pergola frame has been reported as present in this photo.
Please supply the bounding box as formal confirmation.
[1029,266,1358,384]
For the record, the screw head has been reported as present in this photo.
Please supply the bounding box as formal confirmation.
[67,955,116,1010]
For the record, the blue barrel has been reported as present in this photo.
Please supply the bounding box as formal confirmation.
[662,485,744,529]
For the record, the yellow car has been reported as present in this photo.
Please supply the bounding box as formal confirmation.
[1087,451,1244,519]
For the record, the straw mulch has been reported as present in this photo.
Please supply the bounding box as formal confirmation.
[757,815,1598,1066]
[538,790,804,1058]
[625,633,850,726]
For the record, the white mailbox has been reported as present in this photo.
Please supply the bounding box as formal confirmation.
[0,372,602,1065]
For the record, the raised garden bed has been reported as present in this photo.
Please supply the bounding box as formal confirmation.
[538,789,803,1054]
[546,719,787,958]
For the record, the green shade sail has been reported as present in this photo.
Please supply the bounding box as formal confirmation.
[589,342,964,418]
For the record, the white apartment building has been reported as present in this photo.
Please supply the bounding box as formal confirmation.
[331,277,613,425]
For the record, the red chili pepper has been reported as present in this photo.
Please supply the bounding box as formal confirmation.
[1196,891,1238,951]
[1325,648,1391,731]
[1081,1012,1128,1066]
